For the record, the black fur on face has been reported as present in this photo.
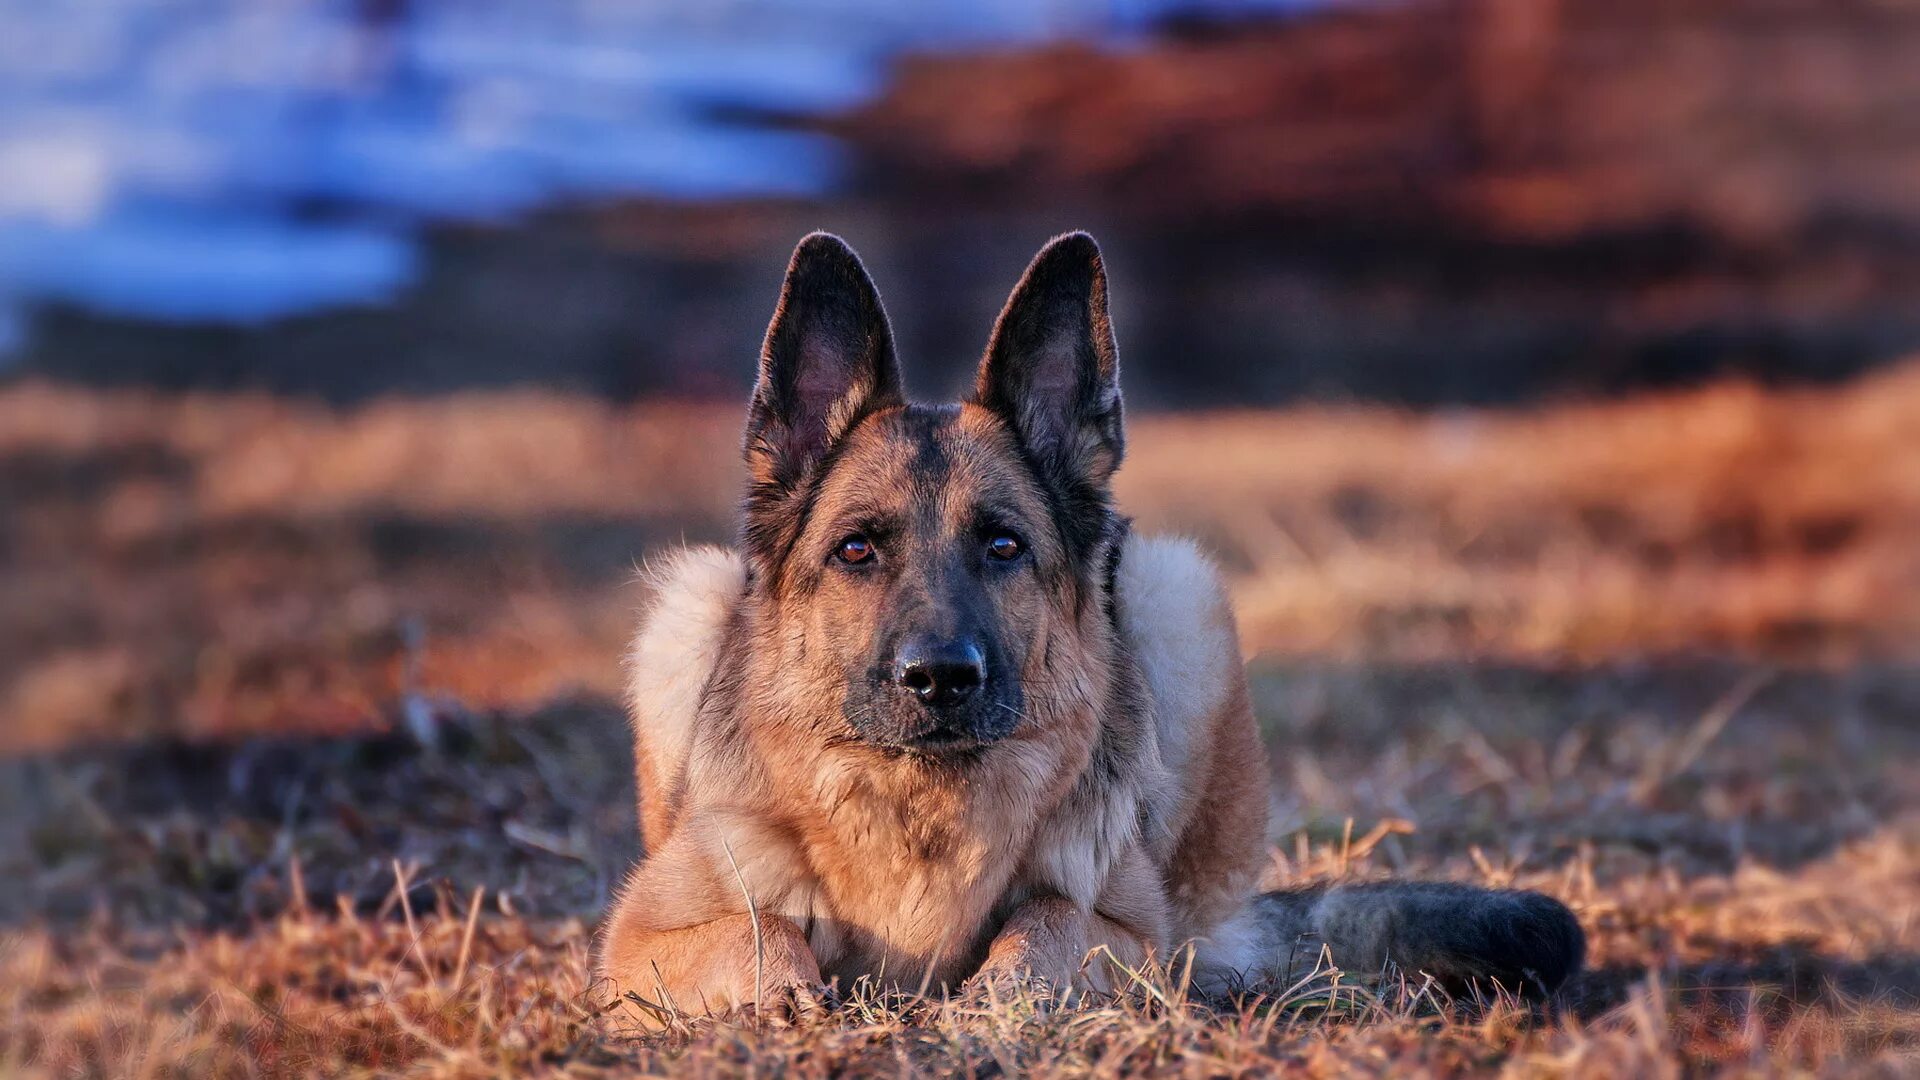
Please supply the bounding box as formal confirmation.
[800,407,1046,753]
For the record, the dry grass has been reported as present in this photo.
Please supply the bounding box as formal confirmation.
[5,674,1916,1076]
[4,368,1920,1075]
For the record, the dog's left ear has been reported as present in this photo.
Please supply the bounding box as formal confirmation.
[742,233,903,574]
[747,232,903,493]
[974,232,1124,491]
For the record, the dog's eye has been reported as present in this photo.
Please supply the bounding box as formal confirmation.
[834,535,875,565]
[985,532,1024,561]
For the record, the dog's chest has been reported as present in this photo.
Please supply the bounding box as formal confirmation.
[807,843,1011,989]
[790,771,1038,988]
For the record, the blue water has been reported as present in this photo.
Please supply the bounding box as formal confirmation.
[0,0,1315,338]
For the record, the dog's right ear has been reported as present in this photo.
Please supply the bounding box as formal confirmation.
[746,232,902,490]
[743,233,902,560]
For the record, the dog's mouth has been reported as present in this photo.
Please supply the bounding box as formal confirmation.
[848,690,1021,756]
[880,713,1006,757]
[897,723,991,755]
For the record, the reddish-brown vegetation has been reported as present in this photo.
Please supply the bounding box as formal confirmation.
[844,0,1920,246]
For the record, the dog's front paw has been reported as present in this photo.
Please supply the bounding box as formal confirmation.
[598,910,829,1028]
[726,978,837,1027]
[959,960,1068,1011]
[607,965,833,1030]
[963,914,1087,1006]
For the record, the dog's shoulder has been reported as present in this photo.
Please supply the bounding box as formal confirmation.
[628,545,747,676]
[1113,533,1245,784]
[1115,533,1232,632]
[626,545,747,766]
[1114,534,1239,707]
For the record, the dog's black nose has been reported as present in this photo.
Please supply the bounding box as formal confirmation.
[894,638,984,708]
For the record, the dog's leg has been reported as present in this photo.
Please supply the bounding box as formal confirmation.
[970,895,1156,995]
[974,895,1092,988]
[598,895,825,1024]
[595,817,825,1024]
[972,841,1170,996]
[1200,881,1585,997]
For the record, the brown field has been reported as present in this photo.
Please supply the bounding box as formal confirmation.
[4,365,1919,1075]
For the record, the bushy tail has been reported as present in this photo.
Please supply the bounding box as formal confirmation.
[1197,881,1585,998]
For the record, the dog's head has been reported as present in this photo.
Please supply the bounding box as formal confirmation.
[738,232,1125,756]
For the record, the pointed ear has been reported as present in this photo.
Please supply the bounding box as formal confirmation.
[745,232,903,494]
[973,232,1123,491]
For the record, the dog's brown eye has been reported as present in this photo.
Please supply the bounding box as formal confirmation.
[986,533,1023,561]
[835,535,874,565]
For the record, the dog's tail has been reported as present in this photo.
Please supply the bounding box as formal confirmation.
[1193,881,1585,998]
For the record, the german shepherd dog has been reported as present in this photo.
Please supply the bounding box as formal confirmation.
[597,232,1584,1019]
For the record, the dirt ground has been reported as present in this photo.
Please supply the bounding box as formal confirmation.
[4,366,1919,1075]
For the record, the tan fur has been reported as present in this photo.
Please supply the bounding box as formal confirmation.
[599,232,1280,1020]
[1116,536,1272,939]
[599,907,824,1018]
[602,529,1267,1015]
[597,233,1583,1019]
[623,545,747,852]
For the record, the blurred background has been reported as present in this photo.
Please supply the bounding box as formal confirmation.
[5,1,1920,1072]
[14,0,1920,405]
